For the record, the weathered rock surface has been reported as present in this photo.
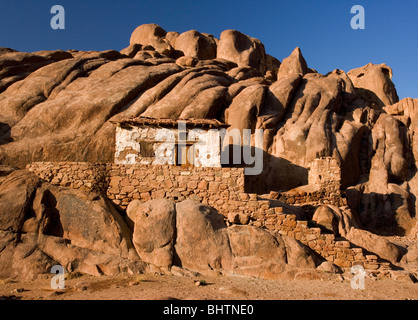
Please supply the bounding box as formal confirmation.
[127,199,321,279]
[227,224,288,278]
[281,235,319,269]
[348,63,399,108]
[277,47,308,78]
[0,23,416,241]
[174,30,217,60]
[0,170,41,232]
[132,199,176,269]
[316,261,341,273]
[175,200,233,273]
[126,199,142,229]
[400,247,418,271]
[0,169,145,280]
[346,228,402,264]
[295,203,359,241]
[130,23,167,46]
[217,29,267,74]
[129,23,175,58]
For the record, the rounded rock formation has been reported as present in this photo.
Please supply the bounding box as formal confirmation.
[174,30,217,60]
[217,29,267,74]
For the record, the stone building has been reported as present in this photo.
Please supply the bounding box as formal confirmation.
[113,117,229,167]
[308,157,341,192]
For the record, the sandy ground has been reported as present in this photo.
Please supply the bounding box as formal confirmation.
[0,271,416,301]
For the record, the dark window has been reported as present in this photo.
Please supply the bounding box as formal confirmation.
[140,142,155,157]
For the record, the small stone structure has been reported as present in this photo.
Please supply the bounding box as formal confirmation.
[26,158,394,273]
[260,208,391,273]
[308,157,341,192]
[27,162,269,217]
[274,190,346,207]
[269,157,344,207]
[113,117,229,167]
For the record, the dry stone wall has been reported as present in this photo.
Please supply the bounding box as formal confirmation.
[308,157,341,192]
[26,161,393,273]
[271,157,345,207]
[259,208,391,272]
[273,190,346,207]
[26,162,271,219]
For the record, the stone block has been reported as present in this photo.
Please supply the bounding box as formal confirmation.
[208,182,219,191]
[316,239,326,246]
[247,201,259,208]
[108,186,120,194]
[187,181,198,189]
[343,249,354,255]
[335,241,350,248]
[351,248,363,254]
[140,192,151,201]
[162,179,173,189]
[284,220,297,228]
[311,227,322,234]
[336,252,347,259]
[121,186,135,194]
[120,177,131,187]
[354,254,366,261]
[326,255,335,262]
[346,255,355,261]
[333,259,351,268]
[109,176,122,187]
[308,240,316,248]
[222,172,231,179]
[364,263,379,270]
[306,233,317,241]
[274,207,284,214]
[152,190,166,199]
[189,194,202,202]
[137,186,153,193]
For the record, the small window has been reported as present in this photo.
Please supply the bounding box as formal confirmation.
[175,144,194,166]
[140,142,155,158]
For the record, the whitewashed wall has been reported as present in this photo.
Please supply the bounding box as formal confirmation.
[115,126,222,167]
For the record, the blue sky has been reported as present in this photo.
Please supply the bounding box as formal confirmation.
[0,0,417,99]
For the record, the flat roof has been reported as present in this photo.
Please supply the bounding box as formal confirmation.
[113,116,230,129]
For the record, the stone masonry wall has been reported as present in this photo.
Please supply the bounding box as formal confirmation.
[273,190,347,207]
[261,208,391,272]
[26,161,392,273]
[26,162,271,219]
[270,157,345,207]
[308,157,341,191]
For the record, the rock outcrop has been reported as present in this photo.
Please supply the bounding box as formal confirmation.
[348,63,399,108]
[0,23,417,281]
[277,47,308,78]
[132,199,176,269]
[174,30,217,60]
[129,199,321,279]
[0,169,145,280]
[217,29,267,74]
[0,171,324,281]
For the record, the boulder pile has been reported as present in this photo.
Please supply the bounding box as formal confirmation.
[0,23,417,281]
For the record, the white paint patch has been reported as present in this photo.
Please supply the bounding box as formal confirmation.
[115,126,222,167]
